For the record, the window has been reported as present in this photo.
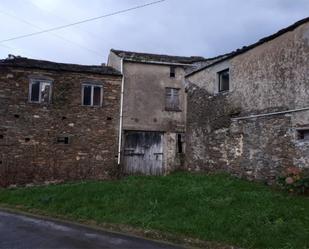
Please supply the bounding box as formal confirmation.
[165,88,180,111]
[218,69,229,93]
[297,129,309,141]
[29,79,52,104]
[177,133,184,153]
[82,84,103,106]
[170,66,176,78]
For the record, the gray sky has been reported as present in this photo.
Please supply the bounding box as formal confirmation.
[0,0,308,65]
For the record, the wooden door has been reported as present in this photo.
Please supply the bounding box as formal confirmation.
[123,131,163,175]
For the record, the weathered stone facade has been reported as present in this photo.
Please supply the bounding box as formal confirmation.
[0,57,122,187]
[108,50,203,174]
[2,17,308,186]
[186,19,309,182]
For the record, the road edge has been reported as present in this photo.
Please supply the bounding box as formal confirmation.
[0,205,194,248]
[0,205,240,249]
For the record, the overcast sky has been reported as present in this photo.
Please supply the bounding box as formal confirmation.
[0,0,308,65]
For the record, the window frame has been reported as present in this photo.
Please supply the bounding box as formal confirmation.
[81,83,103,107]
[28,78,53,104]
[218,68,230,93]
[165,87,181,112]
[170,66,176,78]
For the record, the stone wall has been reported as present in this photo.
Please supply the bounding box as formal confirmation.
[186,21,309,182]
[0,66,121,187]
[186,83,302,182]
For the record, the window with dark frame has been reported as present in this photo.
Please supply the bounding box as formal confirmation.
[165,88,180,111]
[170,66,176,78]
[82,84,103,107]
[297,129,309,141]
[218,69,230,93]
[29,79,52,104]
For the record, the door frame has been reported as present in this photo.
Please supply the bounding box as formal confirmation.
[121,130,165,175]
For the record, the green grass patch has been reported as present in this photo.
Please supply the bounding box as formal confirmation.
[0,172,308,249]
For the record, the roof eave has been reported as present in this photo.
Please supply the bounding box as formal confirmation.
[185,16,309,78]
[0,63,122,77]
[123,58,194,66]
[185,56,232,78]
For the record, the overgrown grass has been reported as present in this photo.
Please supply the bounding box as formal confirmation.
[0,172,308,249]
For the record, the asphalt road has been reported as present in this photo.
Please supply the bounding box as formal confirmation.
[0,210,183,249]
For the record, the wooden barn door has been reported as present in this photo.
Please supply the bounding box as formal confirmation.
[123,131,164,175]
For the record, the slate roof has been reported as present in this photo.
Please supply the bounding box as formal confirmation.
[0,56,122,76]
[111,49,206,65]
[185,54,230,74]
[186,16,309,77]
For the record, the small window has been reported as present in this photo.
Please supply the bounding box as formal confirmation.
[297,129,309,141]
[29,79,52,104]
[57,136,69,144]
[170,66,176,78]
[177,133,184,153]
[218,69,229,93]
[165,88,180,111]
[82,84,103,107]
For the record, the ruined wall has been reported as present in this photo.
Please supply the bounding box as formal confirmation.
[0,67,121,187]
[186,22,309,182]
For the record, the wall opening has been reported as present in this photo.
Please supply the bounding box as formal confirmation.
[170,66,176,78]
[297,129,309,140]
[165,88,180,111]
[218,69,230,93]
[82,84,103,107]
[177,133,184,153]
[57,136,69,144]
[29,79,52,104]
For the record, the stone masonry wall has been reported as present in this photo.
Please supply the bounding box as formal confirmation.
[0,66,121,187]
[186,83,300,182]
[186,21,309,183]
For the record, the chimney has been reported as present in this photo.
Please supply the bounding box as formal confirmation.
[7,54,16,60]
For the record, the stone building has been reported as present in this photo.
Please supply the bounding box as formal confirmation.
[107,50,205,175]
[0,56,122,187]
[2,17,308,186]
[185,17,309,182]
